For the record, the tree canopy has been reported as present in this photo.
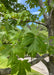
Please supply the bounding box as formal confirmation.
[0,0,54,75]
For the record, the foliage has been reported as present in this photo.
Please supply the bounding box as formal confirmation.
[0,58,43,75]
[0,0,54,75]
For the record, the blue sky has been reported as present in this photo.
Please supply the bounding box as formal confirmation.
[18,0,40,14]
[17,0,45,29]
[18,0,44,20]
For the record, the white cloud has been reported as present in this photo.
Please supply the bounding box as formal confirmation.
[32,11,40,15]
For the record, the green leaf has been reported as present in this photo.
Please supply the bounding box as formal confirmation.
[38,8,45,17]
[18,60,31,75]
[22,33,34,47]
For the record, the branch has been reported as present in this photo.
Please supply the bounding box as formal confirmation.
[24,20,47,27]
[41,59,48,68]
[0,54,49,75]
[29,54,49,66]
[37,54,49,67]
[0,12,47,27]
[38,0,49,23]
[0,68,11,75]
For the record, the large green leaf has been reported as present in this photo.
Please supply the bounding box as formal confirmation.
[18,60,31,75]
[22,26,48,57]
[8,53,31,75]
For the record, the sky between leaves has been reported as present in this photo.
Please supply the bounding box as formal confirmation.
[18,0,45,20]
[17,0,45,29]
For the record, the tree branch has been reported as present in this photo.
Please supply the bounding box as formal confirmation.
[0,68,11,75]
[24,20,47,27]
[0,54,49,75]
[36,54,49,68]
[0,12,47,27]
[37,54,49,67]
[29,54,49,66]
[38,0,49,23]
